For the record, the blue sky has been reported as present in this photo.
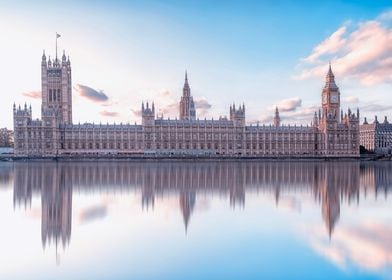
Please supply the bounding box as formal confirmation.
[0,0,391,128]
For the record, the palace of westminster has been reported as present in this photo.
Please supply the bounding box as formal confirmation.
[13,44,390,158]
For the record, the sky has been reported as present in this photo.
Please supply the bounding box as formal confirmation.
[0,0,391,128]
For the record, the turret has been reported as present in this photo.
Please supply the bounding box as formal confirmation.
[273,106,281,127]
[62,50,67,66]
[41,50,47,67]
[313,112,318,127]
[229,103,245,126]
[13,103,33,124]
[141,101,155,126]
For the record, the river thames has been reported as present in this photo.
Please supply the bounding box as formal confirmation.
[0,161,390,279]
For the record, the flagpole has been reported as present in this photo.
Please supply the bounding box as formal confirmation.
[55,32,58,60]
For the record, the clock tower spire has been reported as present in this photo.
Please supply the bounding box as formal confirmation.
[322,63,340,121]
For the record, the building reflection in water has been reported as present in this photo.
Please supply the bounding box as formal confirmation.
[10,161,392,251]
[41,165,72,250]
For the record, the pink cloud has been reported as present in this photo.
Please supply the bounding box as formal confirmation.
[194,98,212,117]
[100,110,119,117]
[157,101,178,116]
[296,13,392,85]
[22,90,41,99]
[308,221,392,273]
[258,98,315,125]
[131,108,142,118]
[272,97,302,112]
[304,26,347,63]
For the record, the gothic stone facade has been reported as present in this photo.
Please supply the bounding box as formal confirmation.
[360,116,392,154]
[13,50,360,158]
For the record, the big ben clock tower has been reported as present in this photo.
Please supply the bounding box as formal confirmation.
[322,63,340,122]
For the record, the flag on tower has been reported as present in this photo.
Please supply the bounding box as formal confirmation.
[56,33,61,38]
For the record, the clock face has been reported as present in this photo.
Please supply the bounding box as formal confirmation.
[322,95,328,104]
[330,94,338,103]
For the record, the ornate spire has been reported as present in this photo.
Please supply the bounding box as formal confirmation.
[364,117,368,124]
[183,70,190,96]
[324,62,338,89]
[42,50,47,67]
[180,71,196,120]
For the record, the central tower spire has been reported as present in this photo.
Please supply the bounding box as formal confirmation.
[179,71,196,120]
[183,71,190,96]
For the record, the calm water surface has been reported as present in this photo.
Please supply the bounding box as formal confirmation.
[0,161,391,280]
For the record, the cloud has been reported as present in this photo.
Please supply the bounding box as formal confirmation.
[361,103,392,113]
[100,110,119,117]
[194,98,212,117]
[161,90,171,97]
[101,100,120,107]
[309,221,392,273]
[158,102,178,116]
[79,204,107,224]
[304,26,347,63]
[282,105,318,123]
[131,108,142,118]
[378,10,392,21]
[256,98,315,125]
[255,103,316,126]
[257,115,273,123]
[74,84,109,102]
[296,12,392,85]
[194,99,212,110]
[22,90,41,99]
[343,96,359,103]
[277,195,302,213]
[273,97,302,112]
